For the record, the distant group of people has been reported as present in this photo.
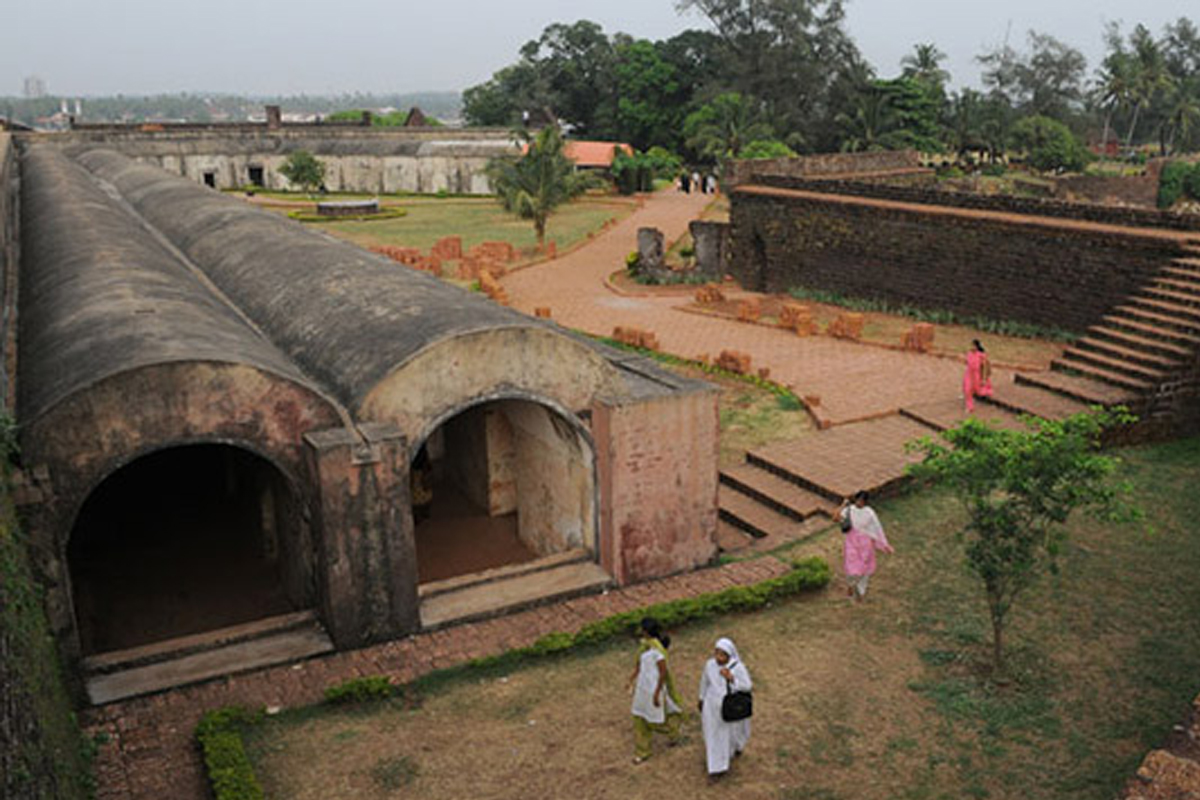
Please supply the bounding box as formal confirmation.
[629,620,751,781]
[679,170,718,195]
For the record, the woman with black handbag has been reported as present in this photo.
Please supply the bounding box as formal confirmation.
[697,637,752,781]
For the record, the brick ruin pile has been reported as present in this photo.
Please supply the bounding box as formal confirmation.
[778,302,818,336]
[612,326,660,351]
[371,236,519,283]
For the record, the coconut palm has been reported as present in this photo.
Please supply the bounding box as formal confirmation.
[486,126,592,248]
[901,43,951,89]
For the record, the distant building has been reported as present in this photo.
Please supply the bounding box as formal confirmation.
[23,75,46,99]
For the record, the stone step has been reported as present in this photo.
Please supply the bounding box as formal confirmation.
[1143,285,1200,309]
[419,560,612,630]
[1071,337,1183,371]
[1088,325,1196,360]
[1156,273,1200,293]
[716,520,757,553]
[418,548,592,600]
[85,621,335,705]
[1112,305,1200,336]
[81,609,323,676]
[900,397,1027,431]
[1016,369,1141,405]
[1057,348,1169,382]
[747,415,930,503]
[719,485,795,539]
[1102,313,1200,346]
[982,380,1091,420]
[719,464,836,522]
[1126,296,1200,322]
[1165,260,1200,276]
[1049,359,1157,393]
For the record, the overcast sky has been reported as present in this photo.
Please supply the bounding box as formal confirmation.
[4,0,1196,98]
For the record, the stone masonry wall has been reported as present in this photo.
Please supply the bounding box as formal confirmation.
[729,186,1187,334]
[0,135,16,410]
[754,174,1200,232]
[725,150,922,188]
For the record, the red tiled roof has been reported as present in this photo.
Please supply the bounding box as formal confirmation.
[563,140,633,167]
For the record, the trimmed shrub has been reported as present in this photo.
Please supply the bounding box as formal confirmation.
[1158,161,1191,209]
[324,675,394,704]
[195,707,264,800]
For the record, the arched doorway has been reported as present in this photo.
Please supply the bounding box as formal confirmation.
[411,399,597,585]
[68,444,309,655]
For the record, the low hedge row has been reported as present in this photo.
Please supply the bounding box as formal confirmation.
[195,707,265,800]
[287,207,407,223]
[198,556,830,798]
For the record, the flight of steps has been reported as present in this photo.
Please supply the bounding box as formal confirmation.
[1018,241,1200,413]
[718,463,837,552]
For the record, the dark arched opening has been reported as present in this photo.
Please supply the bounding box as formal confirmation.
[411,398,597,585]
[68,444,309,655]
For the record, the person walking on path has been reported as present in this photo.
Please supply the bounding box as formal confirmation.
[698,637,752,781]
[839,491,893,602]
[628,617,683,764]
[963,339,994,412]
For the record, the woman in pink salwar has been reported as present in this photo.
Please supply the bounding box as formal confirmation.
[839,491,893,601]
[963,339,993,411]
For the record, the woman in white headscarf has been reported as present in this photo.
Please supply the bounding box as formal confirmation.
[697,637,752,779]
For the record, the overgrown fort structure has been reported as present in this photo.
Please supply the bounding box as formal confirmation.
[0,131,718,705]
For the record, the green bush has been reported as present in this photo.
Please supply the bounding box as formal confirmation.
[737,139,797,160]
[195,707,265,800]
[1184,164,1200,204]
[1158,161,1191,209]
[324,675,394,704]
[1010,116,1091,173]
[625,251,640,270]
[981,163,1007,178]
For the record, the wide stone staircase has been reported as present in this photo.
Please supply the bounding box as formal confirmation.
[718,240,1200,555]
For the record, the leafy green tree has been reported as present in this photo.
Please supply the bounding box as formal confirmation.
[463,63,548,127]
[1010,115,1091,172]
[278,150,326,193]
[683,92,773,162]
[908,410,1139,672]
[486,127,592,247]
[613,40,684,151]
[979,31,1088,120]
[519,20,619,138]
[676,0,867,150]
[737,139,797,159]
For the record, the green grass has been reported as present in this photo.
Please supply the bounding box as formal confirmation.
[1,492,95,799]
[298,196,634,257]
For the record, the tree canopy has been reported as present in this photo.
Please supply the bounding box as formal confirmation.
[485,127,593,246]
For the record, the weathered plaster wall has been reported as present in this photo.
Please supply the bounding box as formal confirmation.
[594,388,719,585]
[21,362,341,658]
[363,328,622,444]
[503,400,593,556]
[730,185,1186,334]
[34,128,518,193]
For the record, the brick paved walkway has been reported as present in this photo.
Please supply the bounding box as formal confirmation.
[83,556,790,800]
[502,191,980,425]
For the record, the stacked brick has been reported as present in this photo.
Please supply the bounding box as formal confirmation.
[778,302,818,336]
[737,299,761,323]
[826,312,864,340]
[470,241,517,263]
[716,350,752,375]
[694,284,725,304]
[430,236,462,261]
[612,326,660,350]
[901,323,935,352]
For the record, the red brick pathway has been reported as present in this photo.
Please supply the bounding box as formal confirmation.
[83,557,791,800]
[501,191,985,425]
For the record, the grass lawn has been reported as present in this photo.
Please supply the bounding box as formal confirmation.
[254,194,636,264]
[244,436,1200,800]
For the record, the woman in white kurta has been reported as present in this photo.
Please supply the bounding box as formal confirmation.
[698,637,752,778]
[629,619,682,763]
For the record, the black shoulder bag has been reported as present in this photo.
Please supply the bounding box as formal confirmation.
[720,662,753,722]
[840,507,853,533]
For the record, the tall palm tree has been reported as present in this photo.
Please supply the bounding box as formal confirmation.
[901,43,951,89]
[1093,50,1134,155]
[1163,79,1200,154]
[1124,25,1174,149]
[486,126,591,248]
